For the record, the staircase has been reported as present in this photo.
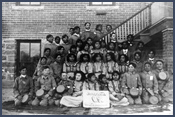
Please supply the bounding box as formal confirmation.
[102,2,154,44]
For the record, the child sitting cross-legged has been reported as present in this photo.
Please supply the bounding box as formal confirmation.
[53,72,74,106]
[33,66,57,107]
[13,66,34,106]
[98,74,129,106]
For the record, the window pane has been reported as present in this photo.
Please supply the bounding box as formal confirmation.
[102,2,113,5]
[31,43,40,58]
[31,43,40,63]
[92,2,102,5]
[31,2,41,5]
[20,43,30,62]
[20,2,30,5]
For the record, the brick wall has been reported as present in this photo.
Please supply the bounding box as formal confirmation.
[1,2,152,80]
[162,29,173,72]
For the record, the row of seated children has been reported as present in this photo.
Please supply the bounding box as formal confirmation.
[14,59,171,107]
[34,47,158,85]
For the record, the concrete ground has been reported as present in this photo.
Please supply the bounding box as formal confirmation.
[2,80,173,115]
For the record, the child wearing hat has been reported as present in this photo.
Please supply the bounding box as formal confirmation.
[121,63,142,105]
[140,62,159,104]
[13,66,34,106]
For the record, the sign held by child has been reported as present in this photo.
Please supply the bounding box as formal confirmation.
[83,90,110,108]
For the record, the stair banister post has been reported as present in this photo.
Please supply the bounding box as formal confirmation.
[148,3,152,26]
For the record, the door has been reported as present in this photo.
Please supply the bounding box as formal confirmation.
[16,40,41,77]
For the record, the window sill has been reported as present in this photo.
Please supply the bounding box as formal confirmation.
[86,5,119,11]
[12,5,44,10]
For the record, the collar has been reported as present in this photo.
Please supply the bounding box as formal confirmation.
[43,55,50,58]
[85,29,91,31]
[73,33,80,37]
[149,58,155,61]
[156,69,164,73]
[88,80,96,84]
[60,79,67,82]
[119,62,127,65]
[95,30,103,33]
[133,60,141,64]
[42,75,49,80]
[123,49,128,51]
[111,40,116,43]
[123,49,128,54]
[74,80,82,83]
[54,61,61,64]
[144,71,152,74]
[54,43,60,46]
[20,75,27,79]
[113,80,119,83]
[128,71,136,75]
[45,41,52,44]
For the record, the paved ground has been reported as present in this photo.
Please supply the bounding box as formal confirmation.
[2,79,173,115]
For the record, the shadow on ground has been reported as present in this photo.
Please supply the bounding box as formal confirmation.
[2,100,173,115]
[2,101,90,115]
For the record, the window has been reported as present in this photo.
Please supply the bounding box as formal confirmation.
[16,2,41,6]
[13,2,44,10]
[90,2,115,6]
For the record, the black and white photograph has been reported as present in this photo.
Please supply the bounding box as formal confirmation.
[2,2,173,115]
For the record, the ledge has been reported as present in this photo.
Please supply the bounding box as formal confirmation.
[162,28,173,32]
[12,5,44,10]
[149,17,173,30]
[86,6,119,11]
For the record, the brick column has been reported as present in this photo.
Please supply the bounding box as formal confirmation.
[162,28,173,72]
[2,39,16,80]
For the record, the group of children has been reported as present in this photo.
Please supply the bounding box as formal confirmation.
[13,22,171,108]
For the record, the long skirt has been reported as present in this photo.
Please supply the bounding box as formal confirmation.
[60,96,83,107]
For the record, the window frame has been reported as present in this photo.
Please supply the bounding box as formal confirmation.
[16,2,41,6]
[89,2,116,6]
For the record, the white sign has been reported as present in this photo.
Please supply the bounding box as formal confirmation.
[83,90,110,108]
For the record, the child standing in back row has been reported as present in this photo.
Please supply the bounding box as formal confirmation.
[42,34,57,57]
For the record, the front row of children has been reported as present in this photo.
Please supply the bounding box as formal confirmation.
[13,60,171,107]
